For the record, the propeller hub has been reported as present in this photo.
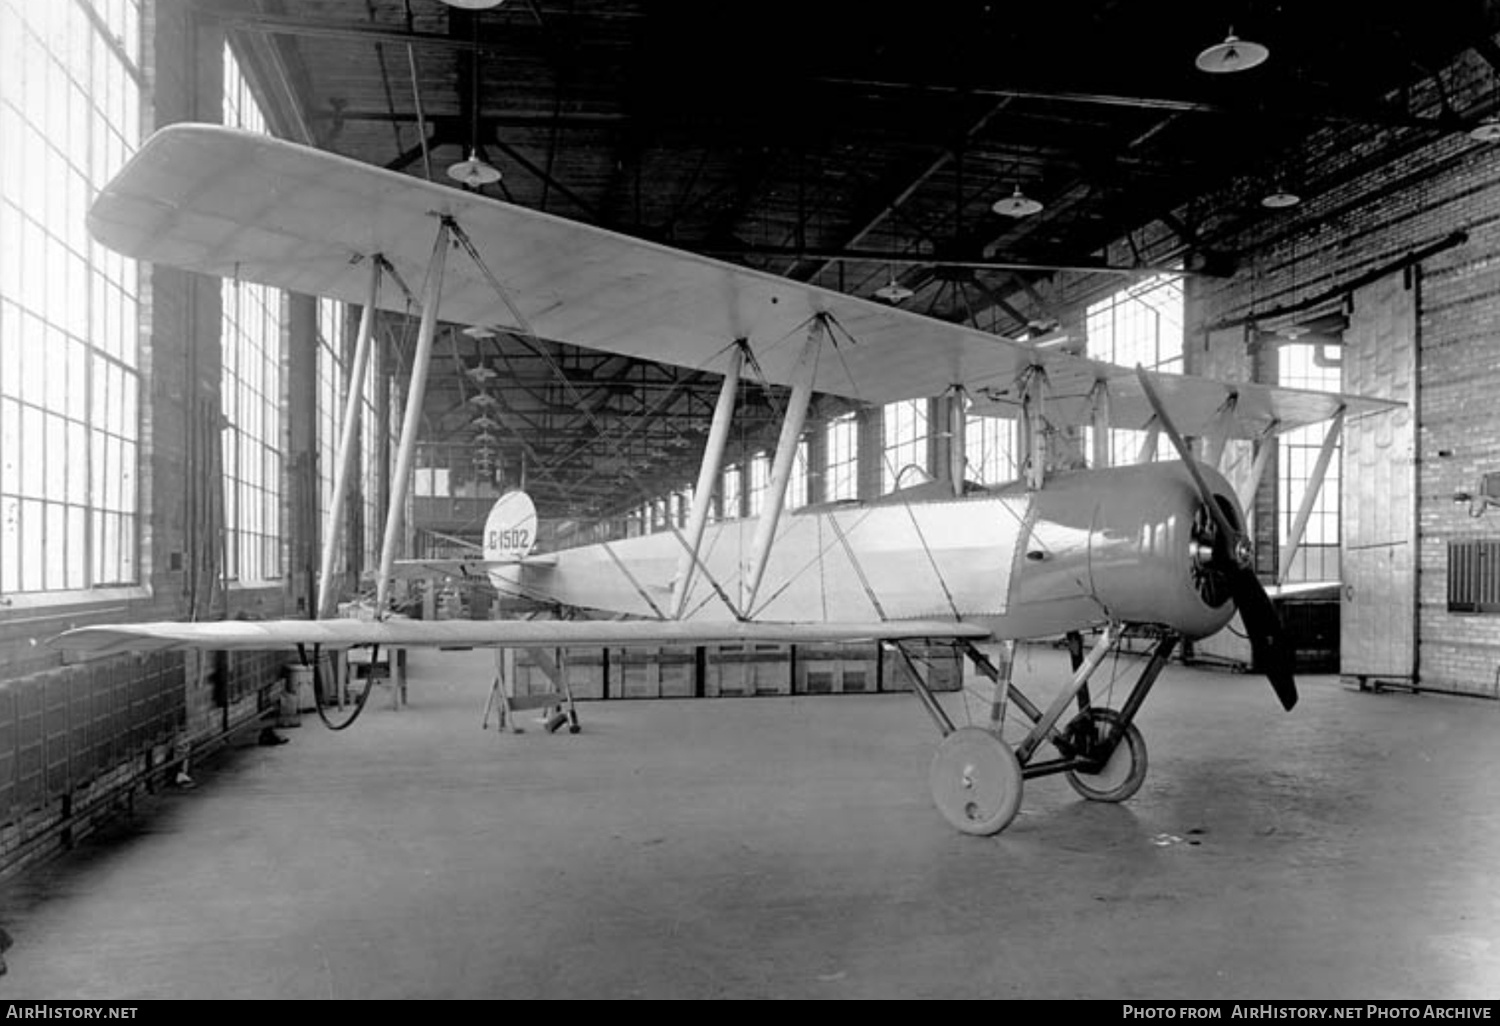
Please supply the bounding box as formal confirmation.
[1233,535,1254,568]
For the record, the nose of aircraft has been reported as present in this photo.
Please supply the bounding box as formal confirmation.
[1132,366,1297,711]
[1084,462,1243,643]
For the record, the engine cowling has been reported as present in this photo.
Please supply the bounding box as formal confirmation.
[1011,462,1243,641]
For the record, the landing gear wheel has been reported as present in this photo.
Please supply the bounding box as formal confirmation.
[929,727,1023,836]
[1064,708,1147,803]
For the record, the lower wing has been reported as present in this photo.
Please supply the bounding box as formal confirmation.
[51,618,993,657]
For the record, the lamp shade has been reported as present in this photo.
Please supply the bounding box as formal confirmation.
[875,279,914,302]
[1195,32,1269,74]
[447,151,502,187]
[992,185,1043,218]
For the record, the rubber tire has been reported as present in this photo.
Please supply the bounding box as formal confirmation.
[1065,708,1148,803]
[929,727,1024,836]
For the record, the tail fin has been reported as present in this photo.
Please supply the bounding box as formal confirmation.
[483,491,538,562]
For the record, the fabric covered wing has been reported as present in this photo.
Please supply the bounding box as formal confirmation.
[967,359,1393,439]
[88,124,1025,406]
[89,125,1396,431]
[51,618,993,657]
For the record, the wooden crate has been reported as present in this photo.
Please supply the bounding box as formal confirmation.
[880,644,962,693]
[793,643,878,695]
[608,646,700,699]
[705,644,791,696]
[514,647,607,700]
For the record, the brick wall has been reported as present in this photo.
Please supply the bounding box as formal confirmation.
[0,0,315,872]
[1167,51,1500,696]
[988,50,1500,697]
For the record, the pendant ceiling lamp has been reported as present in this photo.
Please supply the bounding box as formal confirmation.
[1260,186,1301,209]
[992,185,1043,218]
[875,275,914,302]
[447,18,501,188]
[447,150,502,187]
[1469,118,1500,143]
[1195,28,1269,73]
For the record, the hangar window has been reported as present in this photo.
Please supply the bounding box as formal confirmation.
[220,42,284,583]
[1085,273,1184,465]
[883,400,929,492]
[743,443,809,516]
[0,0,143,594]
[825,413,858,501]
[787,439,809,510]
[747,453,770,517]
[965,414,1017,486]
[1277,345,1341,582]
[721,464,742,519]
[414,467,449,498]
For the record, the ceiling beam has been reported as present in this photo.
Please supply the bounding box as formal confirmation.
[787,97,1015,282]
[698,244,1186,278]
[317,109,629,128]
[197,8,507,54]
[815,76,1478,134]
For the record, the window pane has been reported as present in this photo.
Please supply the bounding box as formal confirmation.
[1277,345,1342,583]
[1086,273,1184,465]
[219,40,286,591]
[0,0,141,592]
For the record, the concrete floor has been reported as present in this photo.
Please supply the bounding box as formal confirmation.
[2,645,1498,999]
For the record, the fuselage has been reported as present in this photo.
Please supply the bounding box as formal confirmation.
[492,461,1241,642]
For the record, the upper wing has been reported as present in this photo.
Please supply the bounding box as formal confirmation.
[51,618,993,657]
[90,124,1395,434]
[966,360,1378,439]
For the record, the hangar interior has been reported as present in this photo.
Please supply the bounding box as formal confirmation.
[2,0,1500,998]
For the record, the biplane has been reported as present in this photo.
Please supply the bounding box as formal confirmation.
[53,124,1396,835]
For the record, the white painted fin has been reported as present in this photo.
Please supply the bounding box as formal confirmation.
[483,492,538,562]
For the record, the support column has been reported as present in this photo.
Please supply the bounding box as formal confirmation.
[1021,366,1046,490]
[288,294,319,617]
[1089,379,1111,469]
[743,317,824,611]
[1236,421,1279,520]
[371,324,390,582]
[376,222,451,614]
[946,388,967,496]
[672,345,744,618]
[317,260,381,618]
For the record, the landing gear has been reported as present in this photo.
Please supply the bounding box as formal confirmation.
[1062,708,1148,803]
[897,629,1179,836]
[929,728,1024,835]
